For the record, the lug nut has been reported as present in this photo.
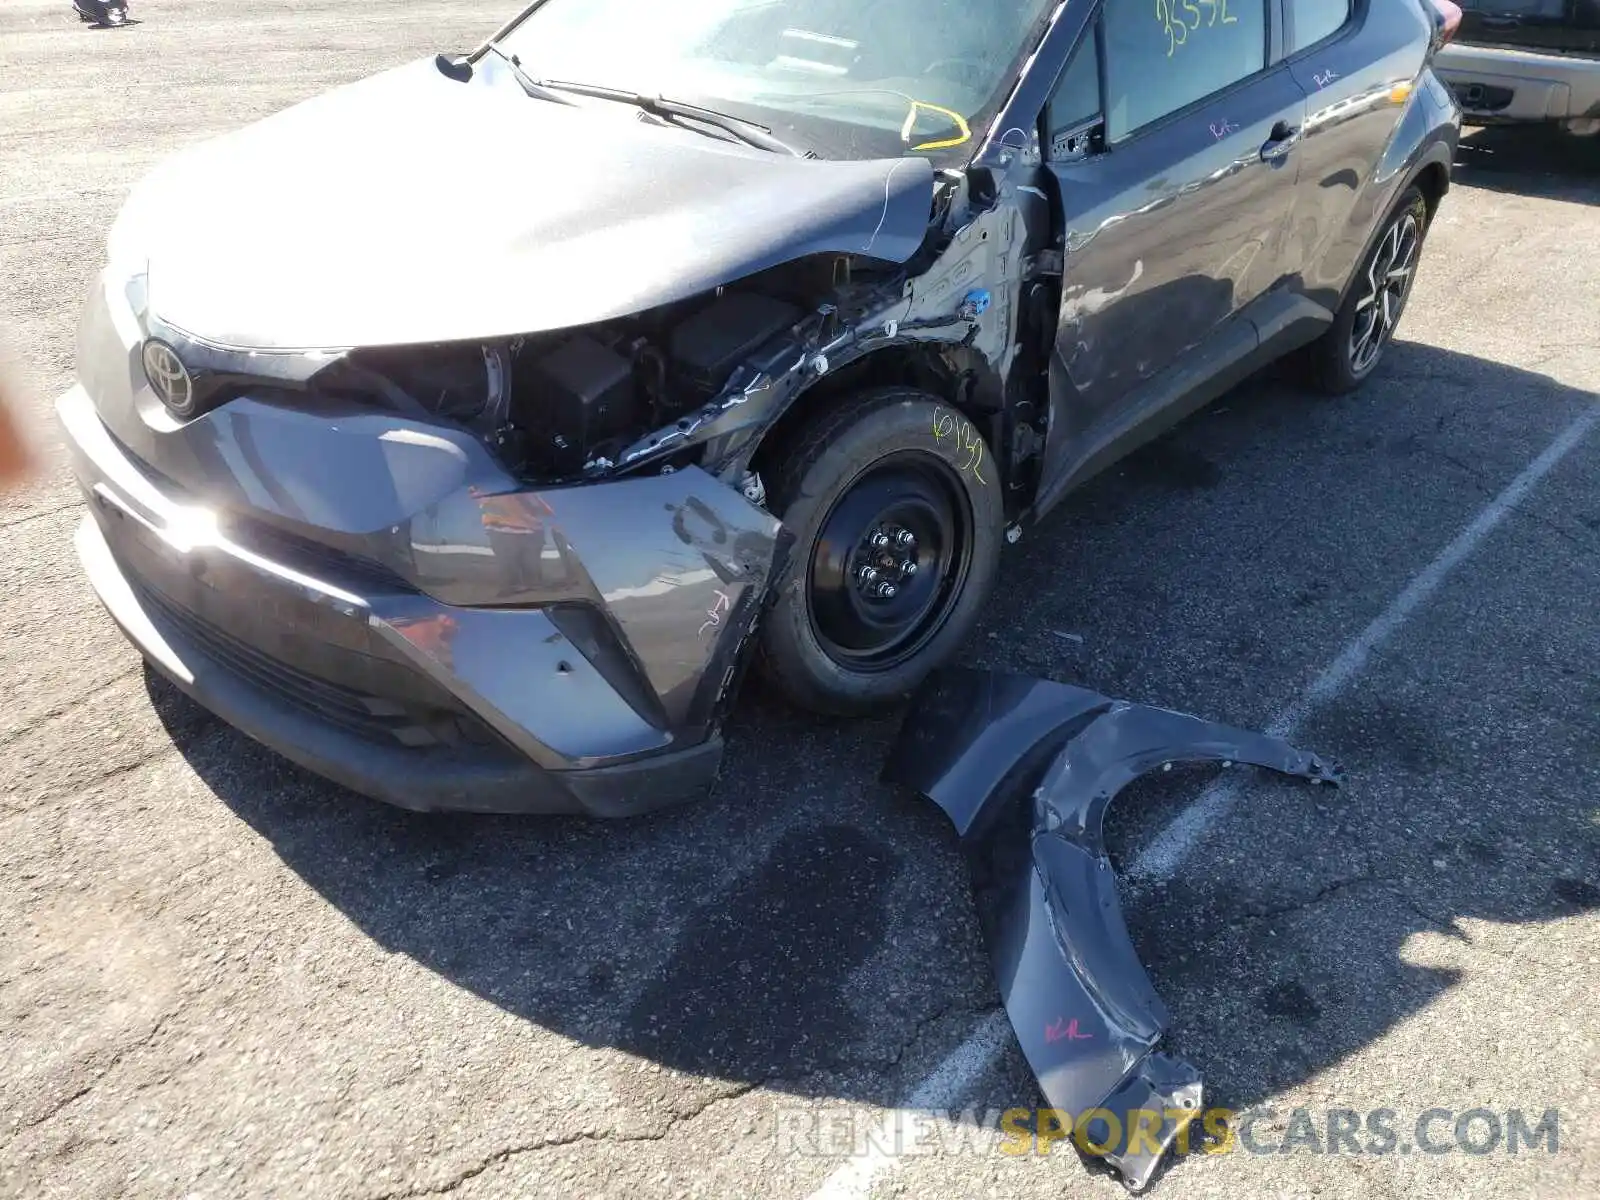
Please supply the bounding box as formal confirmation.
[869,531,891,549]
[900,560,919,577]
[894,529,916,548]
[874,582,899,599]
[857,566,879,584]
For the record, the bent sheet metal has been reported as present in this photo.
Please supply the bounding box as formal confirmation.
[882,667,1344,1191]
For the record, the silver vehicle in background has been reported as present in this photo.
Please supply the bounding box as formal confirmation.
[1435,0,1600,134]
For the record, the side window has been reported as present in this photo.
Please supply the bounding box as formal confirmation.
[1101,0,1269,140]
[1288,0,1351,51]
[1045,33,1102,159]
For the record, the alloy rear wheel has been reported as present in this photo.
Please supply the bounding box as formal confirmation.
[1348,205,1423,376]
[1305,185,1431,394]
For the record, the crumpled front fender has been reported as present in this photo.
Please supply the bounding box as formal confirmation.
[883,667,1342,1191]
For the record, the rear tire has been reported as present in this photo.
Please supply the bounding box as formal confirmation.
[1304,185,1429,395]
[756,388,1004,715]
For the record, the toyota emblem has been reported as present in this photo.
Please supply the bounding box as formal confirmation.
[142,340,195,416]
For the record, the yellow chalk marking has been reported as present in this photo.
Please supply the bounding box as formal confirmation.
[901,100,972,151]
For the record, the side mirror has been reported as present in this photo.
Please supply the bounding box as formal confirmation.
[435,53,474,83]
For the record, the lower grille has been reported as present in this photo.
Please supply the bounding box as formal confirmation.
[135,579,490,750]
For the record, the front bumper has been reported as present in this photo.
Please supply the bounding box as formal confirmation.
[57,382,787,817]
[1434,43,1600,123]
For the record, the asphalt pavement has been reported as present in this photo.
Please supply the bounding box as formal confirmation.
[1,4,1597,1199]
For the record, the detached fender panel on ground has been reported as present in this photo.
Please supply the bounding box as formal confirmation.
[883,667,1343,1191]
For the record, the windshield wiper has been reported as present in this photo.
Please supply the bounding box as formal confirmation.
[475,44,579,106]
[537,80,804,157]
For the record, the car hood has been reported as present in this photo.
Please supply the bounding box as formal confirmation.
[112,56,937,351]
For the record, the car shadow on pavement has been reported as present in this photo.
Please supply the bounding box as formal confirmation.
[1452,125,1600,204]
[147,340,1600,1142]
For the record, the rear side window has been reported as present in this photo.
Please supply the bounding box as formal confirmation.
[1101,0,1269,139]
[1288,0,1351,51]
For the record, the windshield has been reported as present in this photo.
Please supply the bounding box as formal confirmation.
[492,0,1060,161]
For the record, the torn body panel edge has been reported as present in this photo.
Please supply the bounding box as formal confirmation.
[883,667,1343,1191]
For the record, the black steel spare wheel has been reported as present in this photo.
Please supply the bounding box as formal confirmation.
[756,388,1004,715]
[809,452,972,671]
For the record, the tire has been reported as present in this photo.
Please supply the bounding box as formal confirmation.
[755,387,1004,715]
[1304,185,1430,395]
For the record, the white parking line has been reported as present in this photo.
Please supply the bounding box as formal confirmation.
[803,400,1600,1200]
[809,1011,1013,1200]
[1130,399,1600,883]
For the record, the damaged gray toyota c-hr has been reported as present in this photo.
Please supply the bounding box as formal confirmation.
[59,0,1459,816]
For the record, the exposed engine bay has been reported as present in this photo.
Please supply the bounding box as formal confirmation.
[318,255,881,483]
[297,166,1058,499]
[348,274,814,482]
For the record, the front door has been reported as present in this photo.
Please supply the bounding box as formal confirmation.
[1036,0,1309,500]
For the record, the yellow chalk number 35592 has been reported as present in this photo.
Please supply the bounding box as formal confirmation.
[1155,0,1238,58]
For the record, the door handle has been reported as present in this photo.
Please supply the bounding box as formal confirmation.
[1260,120,1301,162]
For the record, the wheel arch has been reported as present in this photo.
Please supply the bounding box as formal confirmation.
[1411,157,1450,223]
[1334,157,1442,313]
[746,343,1008,484]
